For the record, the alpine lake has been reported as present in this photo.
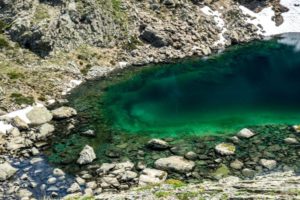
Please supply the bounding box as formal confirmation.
[46,33,300,181]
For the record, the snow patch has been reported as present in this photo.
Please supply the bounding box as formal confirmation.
[0,121,13,134]
[201,6,227,45]
[240,0,300,36]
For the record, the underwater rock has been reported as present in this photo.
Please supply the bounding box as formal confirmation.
[230,160,244,170]
[259,159,277,170]
[147,139,169,150]
[184,151,198,161]
[51,107,77,119]
[77,145,96,165]
[139,168,167,186]
[284,137,299,144]
[215,143,236,156]
[82,130,95,137]
[154,156,195,173]
[242,168,256,178]
[237,128,255,139]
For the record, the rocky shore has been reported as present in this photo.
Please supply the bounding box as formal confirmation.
[0,0,300,199]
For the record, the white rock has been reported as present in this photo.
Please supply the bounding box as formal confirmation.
[147,139,169,150]
[215,143,236,155]
[139,168,167,186]
[26,107,53,125]
[77,145,96,165]
[53,168,65,177]
[237,128,255,138]
[102,177,120,187]
[47,177,57,184]
[154,156,195,173]
[51,107,77,119]
[67,182,81,193]
[284,137,298,144]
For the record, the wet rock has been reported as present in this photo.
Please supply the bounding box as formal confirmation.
[0,162,17,181]
[237,128,255,139]
[67,182,81,193]
[139,168,167,186]
[230,160,244,170]
[82,129,95,137]
[293,125,300,133]
[51,107,77,119]
[31,147,39,156]
[215,143,236,155]
[17,189,32,198]
[184,151,198,160]
[12,116,28,130]
[213,164,230,180]
[259,159,277,170]
[147,139,169,150]
[86,181,97,189]
[154,156,195,173]
[242,168,255,178]
[53,168,65,177]
[284,137,298,144]
[26,107,53,125]
[47,177,57,184]
[76,177,86,186]
[77,145,96,165]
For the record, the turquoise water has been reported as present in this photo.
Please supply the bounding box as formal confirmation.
[99,34,300,137]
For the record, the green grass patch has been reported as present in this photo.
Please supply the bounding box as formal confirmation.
[155,191,171,198]
[7,71,25,79]
[0,36,10,49]
[176,191,198,200]
[165,179,186,188]
[34,5,50,23]
[10,93,34,105]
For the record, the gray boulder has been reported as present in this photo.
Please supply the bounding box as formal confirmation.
[12,116,29,130]
[26,107,53,125]
[154,156,195,173]
[237,128,255,139]
[0,162,17,181]
[140,26,170,48]
[147,139,169,150]
[215,143,236,155]
[259,159,277,170]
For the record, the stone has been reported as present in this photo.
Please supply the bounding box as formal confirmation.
[230,160,244,170]
[39,123,55,139]
[82,129,95,137]
[98,163,116,174]
[67,183,81,193]
[139,168,168,186]
[292,125,300,133]
[17,189,32,198]
[147,139,169,150]
[213,164,230,180]
[242,168,255,178]
[215,143,236,155]
[26,107,53,125]
[47,177,57,184]
[0,162,17,181]
[237,128,255,138]
[31,147,39,155]
[154,156,195,173]
[184,151,198,160]
[76,177,86,185]
[30,157,43,164]
[115,161,134,171]
[12,116,28,130]
[51,107,77,119]
[284,137,298,144]
[86,181,97,189]
[140,26,169,47]
[77,145,96,165]
[121,171,138,181]
[53,168,65,177]
[259,159,277,170]
[102,177,120,187]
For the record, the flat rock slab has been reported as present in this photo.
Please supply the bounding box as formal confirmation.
[154,156,195,173]
[26,107,53,125]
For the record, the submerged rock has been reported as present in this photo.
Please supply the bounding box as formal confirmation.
[82,129,95,137]
[51,107,77,119]
[26,107,53,125]
[147,139,169,150]
[284,137,298,144]
[237,128,255,138]
[0,162,17,181]
[154,156,195,173]
[215,143,236,155]
[139,168,167,186]
[230,160,244,170]
[77,145,96,165]
[259,159,277,170]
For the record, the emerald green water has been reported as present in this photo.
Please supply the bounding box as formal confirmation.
[99,34,300,137]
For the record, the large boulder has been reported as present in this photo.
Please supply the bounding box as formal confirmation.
[26,107,53,125]
[51,107,77,119]
[154,156,195,173]
[140,26,170,48]
[139,168,168,186]
[215,143,236,155]
[77,145,96,165]
[0,162,17,181]
[12,116,29,130]
[38,123,55,139]
[147,139,169,150]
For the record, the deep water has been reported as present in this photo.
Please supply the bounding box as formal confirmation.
[48,33,300,170]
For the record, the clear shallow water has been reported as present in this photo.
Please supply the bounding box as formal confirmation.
[47,33,300,169]
[100,34,300,137]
